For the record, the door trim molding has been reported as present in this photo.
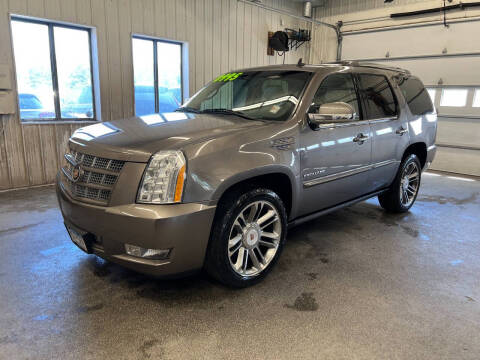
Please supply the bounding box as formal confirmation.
[303,159,399,188]
[316,119,370,129]
[316,117,399,129]
[369,117,398,124]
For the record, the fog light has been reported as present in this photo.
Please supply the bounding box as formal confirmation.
[124,244,171,260]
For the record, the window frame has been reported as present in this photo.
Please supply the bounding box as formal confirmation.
[10,16,97,123]
[132,34,184,115]
[355,72,399,121]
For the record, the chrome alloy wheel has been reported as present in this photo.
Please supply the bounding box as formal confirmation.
[400,161,420,207]
[228,200,282,277]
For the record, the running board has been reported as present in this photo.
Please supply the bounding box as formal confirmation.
[288,189,388,229]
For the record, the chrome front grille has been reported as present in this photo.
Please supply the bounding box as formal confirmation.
[62,149,125,206]
[69,183,112,202]
[72,151,125,173]
[80,170,118,186]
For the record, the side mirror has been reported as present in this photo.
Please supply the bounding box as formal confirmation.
[308,102,356,128]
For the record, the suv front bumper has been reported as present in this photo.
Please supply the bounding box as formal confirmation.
[56,176,216,277]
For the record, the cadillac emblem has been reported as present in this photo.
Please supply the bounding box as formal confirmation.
[71,164,82,182]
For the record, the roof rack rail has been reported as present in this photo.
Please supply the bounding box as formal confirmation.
[323,60,411,74]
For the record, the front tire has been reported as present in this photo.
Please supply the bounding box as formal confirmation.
[378,154,422,213]
[205,188,287,288]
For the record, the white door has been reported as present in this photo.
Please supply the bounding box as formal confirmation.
[341,19,480,176]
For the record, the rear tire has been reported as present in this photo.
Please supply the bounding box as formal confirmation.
[205,188,287,288]
[378,154,422,213]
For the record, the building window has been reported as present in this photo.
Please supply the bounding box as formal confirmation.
[473,89,480,108]
[11,17,96,122]
[426,88,436,103]
[440,88,468,107]
[132,36,183,116]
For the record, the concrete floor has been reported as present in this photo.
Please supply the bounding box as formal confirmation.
[0,172,479,360]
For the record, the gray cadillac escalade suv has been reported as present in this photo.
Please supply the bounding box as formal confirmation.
[57,61,437,287]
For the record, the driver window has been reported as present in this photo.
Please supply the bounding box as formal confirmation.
[311,73,361,120]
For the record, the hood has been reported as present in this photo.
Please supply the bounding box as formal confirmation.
[69,112,266,162]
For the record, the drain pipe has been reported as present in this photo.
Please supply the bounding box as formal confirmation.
[335,21,343,61]
[236,0,337,32]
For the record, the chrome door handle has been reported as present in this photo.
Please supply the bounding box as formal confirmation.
[396,127,408,136]
[353,133,369,144]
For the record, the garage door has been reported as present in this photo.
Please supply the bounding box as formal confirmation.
[341,19,480,176]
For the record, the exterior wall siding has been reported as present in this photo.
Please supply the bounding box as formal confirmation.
[0,0,310,190]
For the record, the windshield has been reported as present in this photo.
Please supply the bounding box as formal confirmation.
[182,71,312,121]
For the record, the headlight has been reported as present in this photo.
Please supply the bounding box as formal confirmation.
[137,150,186,204]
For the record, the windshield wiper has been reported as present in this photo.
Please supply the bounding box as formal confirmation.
[175,106,200,114]
[199,108,254,120]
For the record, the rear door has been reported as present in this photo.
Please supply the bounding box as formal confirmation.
[356,71,409,192]
[298,72,373,216]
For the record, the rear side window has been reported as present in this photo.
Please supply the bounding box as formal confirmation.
[398,77,433,115]
[358,74,397,119]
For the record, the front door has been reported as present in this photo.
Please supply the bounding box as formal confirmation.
[298,72,373,217]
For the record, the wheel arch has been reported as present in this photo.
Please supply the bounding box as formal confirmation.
[403,142,427,169]
[212,166,296,219]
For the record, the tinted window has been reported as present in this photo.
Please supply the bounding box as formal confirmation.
[398,77,433,115]
[311,73,360,119]
[358,74,397,119]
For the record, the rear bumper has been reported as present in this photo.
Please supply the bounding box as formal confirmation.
[56,175,216,277]
[425,144,437,170]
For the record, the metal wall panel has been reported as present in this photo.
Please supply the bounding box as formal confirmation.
[0,0,310,190]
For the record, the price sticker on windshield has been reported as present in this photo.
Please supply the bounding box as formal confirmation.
[213,72,243,82]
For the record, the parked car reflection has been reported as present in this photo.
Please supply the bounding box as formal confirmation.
[134,85,181,116]
[61,87,94,119]
[19,93,55,120]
